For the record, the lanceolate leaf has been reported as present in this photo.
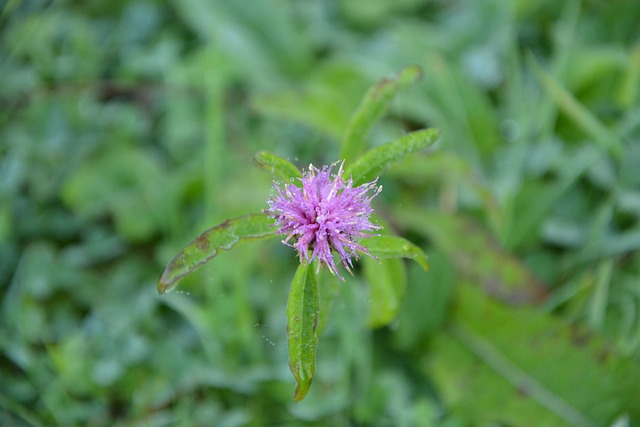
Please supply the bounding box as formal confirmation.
[316,271,340,338]
[361,221,427,328]
[157,214,277,294]
[286,263,319,401]
[253,150,302,182]
[364,256,406,329]
[346,128,440,186]
[340,65,423,164]
[362,235,430,271]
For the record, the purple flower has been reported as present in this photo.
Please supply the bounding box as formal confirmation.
[266,161,382,280]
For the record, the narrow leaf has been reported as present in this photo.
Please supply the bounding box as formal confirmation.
[364,256,406,329]
[316,271,340,338]
[286,263,319,401]
[362,235,430,271]
[346,128,440,186]
[340,65,423,164]
[361,218,418,328]
[505,145,601,250]
[158,214,277,294]
[253,150,302,182]
[529,55,623,159]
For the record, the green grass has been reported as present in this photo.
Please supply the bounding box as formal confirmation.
[2,0,640,426]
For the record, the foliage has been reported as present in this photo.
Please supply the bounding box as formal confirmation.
[2,0,640,426]
[158,67,436,399]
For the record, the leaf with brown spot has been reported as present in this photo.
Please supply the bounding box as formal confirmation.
[158,213,277,294]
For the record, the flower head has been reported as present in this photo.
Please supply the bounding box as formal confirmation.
[266,161,382,280]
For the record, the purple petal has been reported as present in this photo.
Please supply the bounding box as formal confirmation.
[265,161,382,280]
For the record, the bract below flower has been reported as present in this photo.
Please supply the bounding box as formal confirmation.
[266,161,382,280]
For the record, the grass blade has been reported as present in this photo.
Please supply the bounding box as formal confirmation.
[530,55,623,159]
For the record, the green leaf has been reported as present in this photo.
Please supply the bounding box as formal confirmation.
[253,150,302,182]
[360,222,426,329]
[286,262,319,401]
[428,285,640,426]
[62,145,170,242]
[362,235,430,271]
[251,61,368,138]
[529,55,623,159]
[418,52,502,159]
[386,151,503,232]
[340,65,423,164]
[345,128,440,186]
[394,251,455,350]
[396,209,547,305]
[505,145,601,250]
[316,270,340,338]
[364,256,406,329]
[157,214,277,294]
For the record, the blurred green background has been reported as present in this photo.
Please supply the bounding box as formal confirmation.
[2,0,640,426]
